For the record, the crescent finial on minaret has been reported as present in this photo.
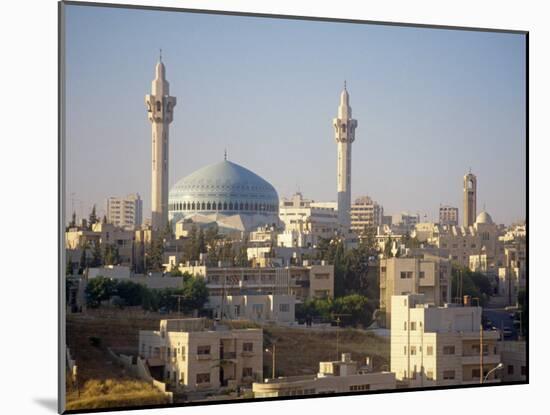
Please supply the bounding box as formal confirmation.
[159,48,162,62]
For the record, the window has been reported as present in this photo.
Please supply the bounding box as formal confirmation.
[410,346,417,355]
[197,345,211,355]
[196,373,210,384]
[181,346,185,360]
[242,367,253,378]
[381,267,386,273]
[443,370,455,380]
[315,273,330,279]
[521,366,527,376]
[426,346,433,356]
[279,304,290,312]
[410,322,417,331]
[156,101,161,112]
[472,368,481,379]
[426,370,434,380]
[404,321,407,330]
[167,347,171,358]
[179,372,185,384]
[243,342,253,352]
[404,346,407,355]
[419,271,425,279]
[443,345,455,355]
[400,271,413,279]
[349,384,370,391]
[508,365,514,375]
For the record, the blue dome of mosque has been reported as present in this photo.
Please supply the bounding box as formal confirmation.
[168,160,279,228]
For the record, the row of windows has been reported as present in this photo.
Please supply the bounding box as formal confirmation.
[169,200,278,213]
[349,384,370,391]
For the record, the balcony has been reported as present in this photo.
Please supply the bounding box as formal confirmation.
[241,351,255,358]
[221,352,237,360]
[196,354,212,361]
[462,354,500,365]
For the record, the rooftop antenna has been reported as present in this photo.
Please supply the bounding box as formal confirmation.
[159,48,163,62]
[224,148,227,161]
[344,80,347,90]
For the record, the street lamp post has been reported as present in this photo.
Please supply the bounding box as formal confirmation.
[482,363,503,383]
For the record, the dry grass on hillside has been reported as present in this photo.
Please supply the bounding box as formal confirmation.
[263,327,389,377]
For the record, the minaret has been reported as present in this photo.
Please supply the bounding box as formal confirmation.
[463,170,477,227]
[145,51,176,231]
[333,82,358,231]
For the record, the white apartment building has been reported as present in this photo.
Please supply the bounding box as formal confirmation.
[390,294,501,387]
[208,294,295,323]
[139,319,263,392]
[379,256,451,328]
[107,193,143,230]
[350,196,383,234]
[253,353,396,398]
[279,193,339,246]
[439,205,459,227]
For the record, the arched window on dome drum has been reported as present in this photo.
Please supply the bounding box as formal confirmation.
[245,202,249,210]
[206,202,211,210]
[223,202,227,210]
[217,202,222,210]
[254,203,258,211]
[201,202,205,210]
[229,202,233,210]
[191,202,195,210]
[239,202,243,210]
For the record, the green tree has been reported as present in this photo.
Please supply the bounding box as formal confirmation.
[102,214,107,224]
[451,266,493,306]
[88,205,98,230]
[69,211,77,228]
[90,240,102,267]
[86,276,116,308]
[66,258,74,276]
[78,247,88,274]
[115,280,146,306]
[147,236,165,272]
[103,244,120,266]
[181,274,209,312]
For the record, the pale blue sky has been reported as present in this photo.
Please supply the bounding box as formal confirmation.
[65,4,526,225]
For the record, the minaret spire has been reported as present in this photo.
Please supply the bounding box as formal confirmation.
[146,57,177,231]
[333,84,358,233]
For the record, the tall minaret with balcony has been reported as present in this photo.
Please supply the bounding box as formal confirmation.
[145,51,176,231]
[333,82,358,231]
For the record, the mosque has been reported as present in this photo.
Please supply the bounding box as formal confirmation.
[145,55,355,233]
[167,156,280,232]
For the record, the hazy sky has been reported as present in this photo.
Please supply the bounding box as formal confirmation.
[65,4,526,225]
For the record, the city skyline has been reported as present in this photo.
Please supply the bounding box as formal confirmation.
[65,5,526,225]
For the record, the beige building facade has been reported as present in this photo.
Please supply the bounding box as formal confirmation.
[138,319,262,392]
[390,294,501,387]
[106,193,143,230]
[350,196,383,234]
[380,256,451,328]
[180,264,334,301]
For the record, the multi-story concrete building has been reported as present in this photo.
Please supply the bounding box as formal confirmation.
[139,319,262,392]
[498,341,527,382]
[350,196,383,234]
[333,83,358,231]
[253,353,396,397]
[418,210,501,269]
[208,294,295,323]
[180,263,334,301]
[65,222,135,267]
[390,294,501,387]
[106,193,143,230]
[392,212,420,231]
[279,193,339,246]
[439,205,459,227]
[379,256,451,328]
